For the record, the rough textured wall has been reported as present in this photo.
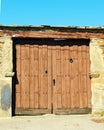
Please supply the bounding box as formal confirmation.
[0,35,104,117]
[90,38,104,115]
[0,36,12,117]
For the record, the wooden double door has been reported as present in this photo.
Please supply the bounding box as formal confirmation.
[14,39,91,115]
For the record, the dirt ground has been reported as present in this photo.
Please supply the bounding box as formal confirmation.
[0,114,104,130]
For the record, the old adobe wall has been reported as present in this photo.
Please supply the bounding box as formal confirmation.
[90,38,104,115]
[0,26,104,117]
[0,36,12,117]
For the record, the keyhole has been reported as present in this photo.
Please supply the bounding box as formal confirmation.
[69,58,73,63]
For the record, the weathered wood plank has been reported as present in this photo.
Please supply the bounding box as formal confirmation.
[29,45,35,109]
[86,45,91,108]
[70,45,76,108]
[15,108,51,115]
[82,45,88,108]
[21,45,29,108]
[48,46,52,110]
[65,46,70,108]
[33,45,39,109]
[61,46,67,108]
[52,46,57,109]
[39,45,48,109]
[53,108,91,115]
[56,46,62,109]
[16,45,21,108]
[78,45,83,108]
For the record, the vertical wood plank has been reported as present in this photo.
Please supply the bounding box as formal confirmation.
[29,45,35,109]
[82,45,88,108]
[43,45,48,109]
[21,45,30,108]
[86,45,91,108]
[39,45,42,109]
[70,44,79,108]
[70,45,75,108]
[78,45,83,108]
[16,44,21,108]
[61,46,66,108]
[62,46,70,108]
[74,45,79,108]
[68,45,71,108]
[52,46,57,109]
[65,46,70,108]
[48,46,52,110]
[39,45,48,109]
[56,46,62,109]
[34,45,39,109]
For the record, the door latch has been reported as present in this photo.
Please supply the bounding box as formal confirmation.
[53,79,55,86]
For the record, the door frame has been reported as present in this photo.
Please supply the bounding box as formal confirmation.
[12,38,91,115]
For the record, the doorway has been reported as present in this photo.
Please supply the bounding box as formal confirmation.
[13,38,91,115]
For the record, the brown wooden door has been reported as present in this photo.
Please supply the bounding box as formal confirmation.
[15,43,52,114]
[51,44,91,114]
[14,39,91,115]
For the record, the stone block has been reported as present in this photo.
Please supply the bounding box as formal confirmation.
[90,38,104,115]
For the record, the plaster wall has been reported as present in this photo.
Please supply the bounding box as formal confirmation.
[0,36,12,117]
[90,38,104,115]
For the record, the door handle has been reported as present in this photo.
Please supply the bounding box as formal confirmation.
[53,79,55,86]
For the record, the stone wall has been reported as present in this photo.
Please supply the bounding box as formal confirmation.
[90,38,104,115]
[0,36,12,117]
[0,35,104,117]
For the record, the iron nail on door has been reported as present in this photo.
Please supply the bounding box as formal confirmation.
[45,70,48,74]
